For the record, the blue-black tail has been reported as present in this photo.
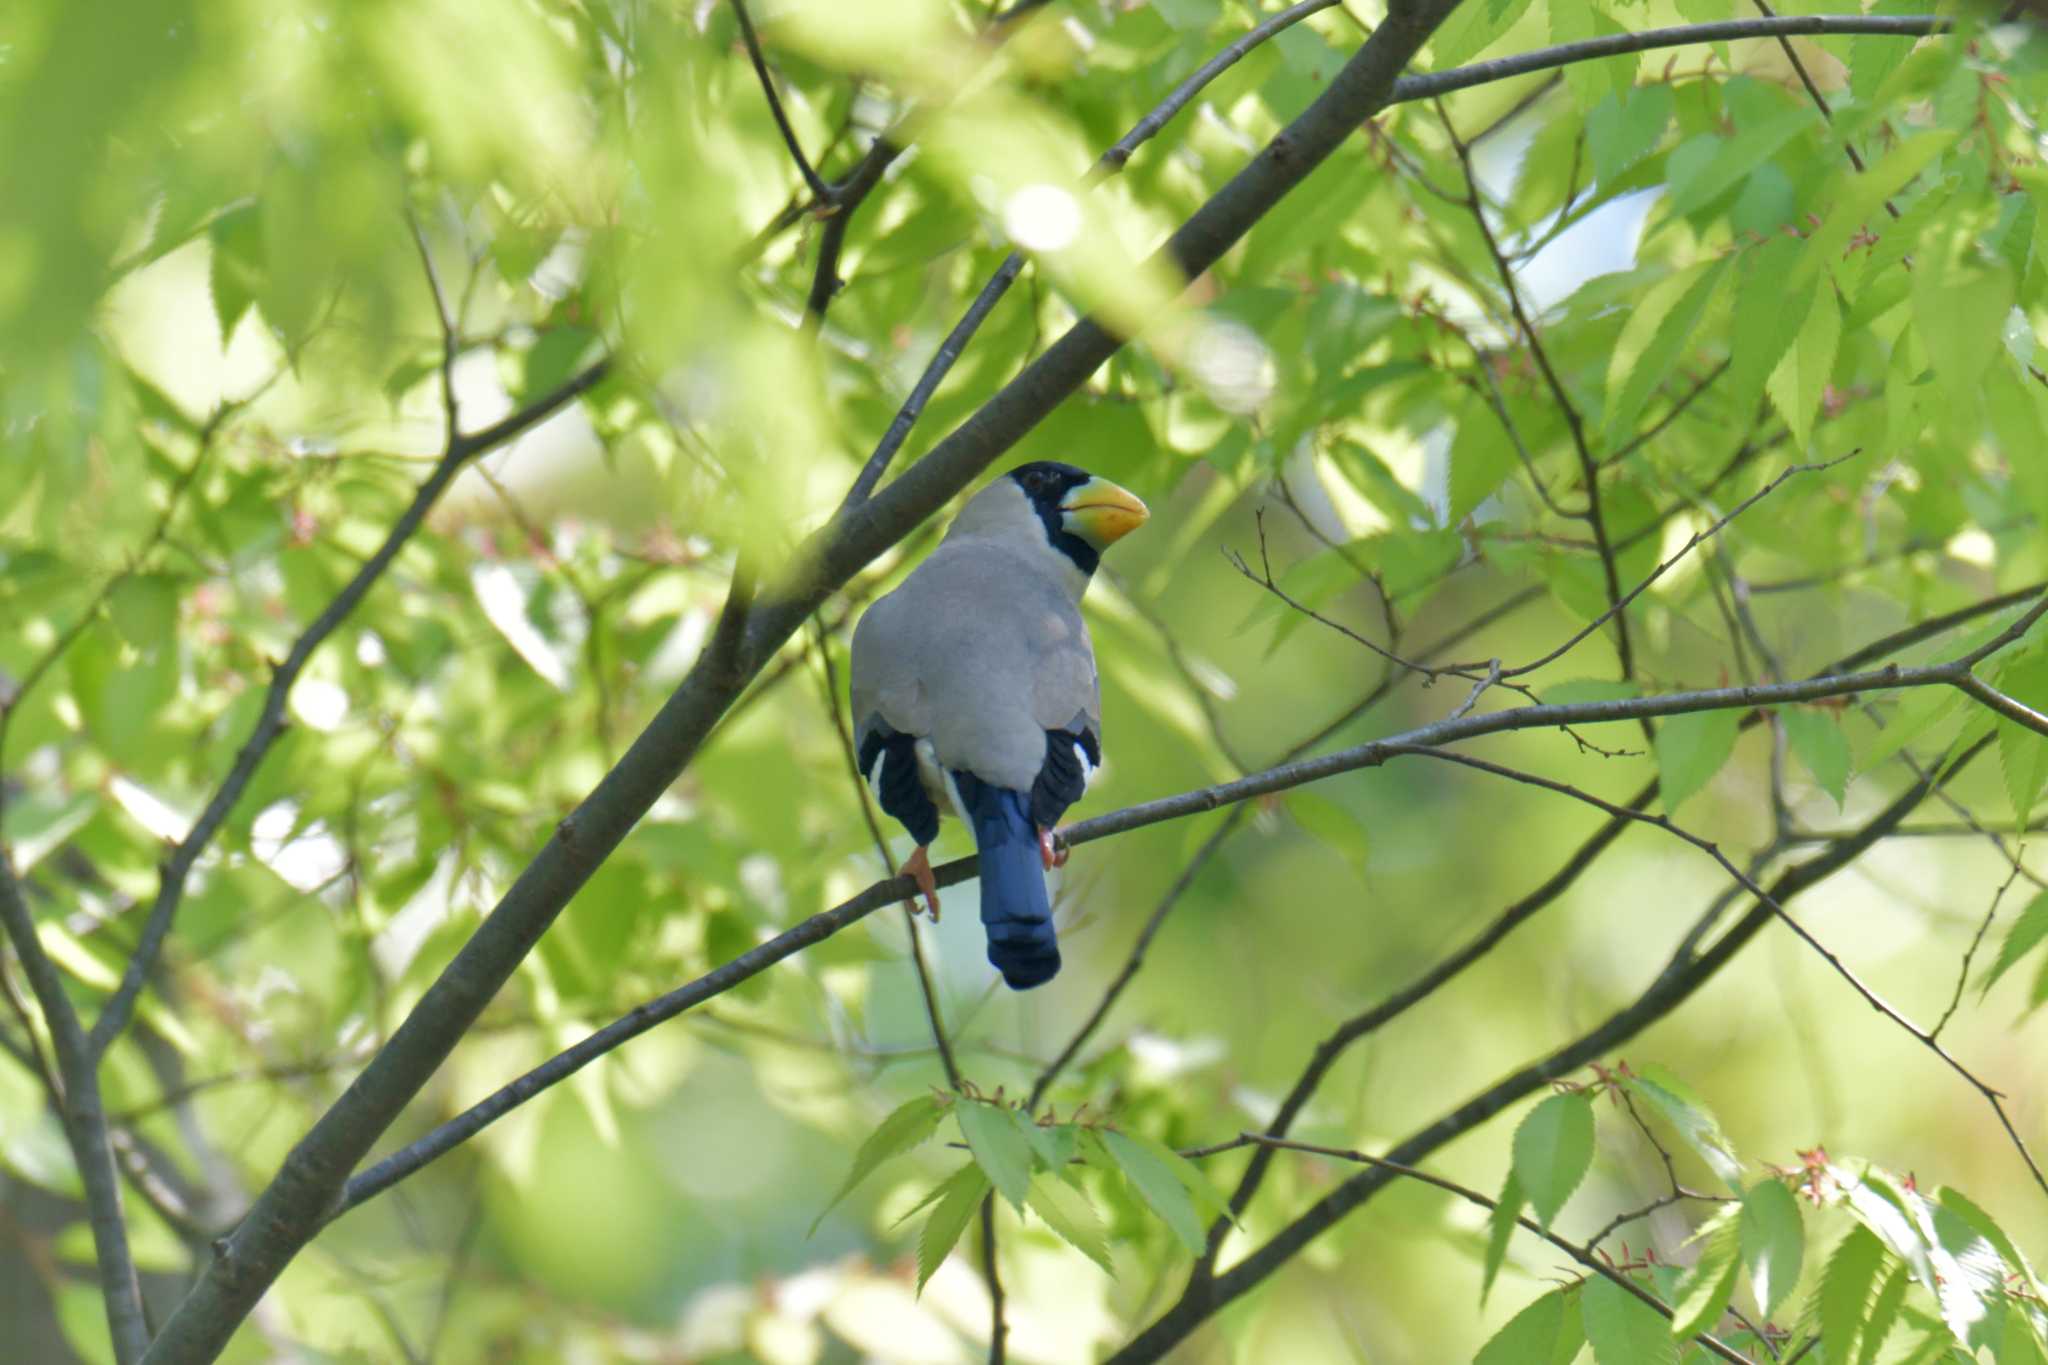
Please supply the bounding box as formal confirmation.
[951,770,1059,989]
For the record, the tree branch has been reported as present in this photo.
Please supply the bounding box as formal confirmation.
[1388,14,1947,105]
[335,644,2026,1217]
[731,0,830,201]
[1197,1132,1751,1363]
[0,855,148,1362]
[1109,741,1983,1362]
[89,357,613,1059]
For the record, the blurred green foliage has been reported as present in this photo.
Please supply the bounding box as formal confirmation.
[5,0,2048,1360]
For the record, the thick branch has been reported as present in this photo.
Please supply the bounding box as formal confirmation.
[338,650,2019,1214]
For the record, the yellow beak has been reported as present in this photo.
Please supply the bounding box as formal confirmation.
[1059,477,1149,549]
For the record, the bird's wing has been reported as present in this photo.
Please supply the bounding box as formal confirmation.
[850,542,1099,798]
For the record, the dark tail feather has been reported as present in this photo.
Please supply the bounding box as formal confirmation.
[952,771,1060,989]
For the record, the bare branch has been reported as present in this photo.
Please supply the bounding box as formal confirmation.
[731,0,829,201]
[1388,14,1947,105]
[1198,1132,1752,1364]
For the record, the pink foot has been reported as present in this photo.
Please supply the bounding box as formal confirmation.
[1037,828,1069,871]
[903,845,940,920]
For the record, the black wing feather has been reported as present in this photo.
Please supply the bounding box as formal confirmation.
[1029,725,1100,830]
[857,721,941,846]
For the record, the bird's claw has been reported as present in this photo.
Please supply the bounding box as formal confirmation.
[903,845,941,920]
[1037,828,1069,871]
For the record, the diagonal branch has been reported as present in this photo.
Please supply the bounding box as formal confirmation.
[338,644,2028,1216]
[1195,1132,1751,1363]
[731,0,829,201]
[1110,741,1983,1363]
[89,357,614,1060]
[0,856,148,1362]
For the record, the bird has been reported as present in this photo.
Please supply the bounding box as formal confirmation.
[848,461,1149,990]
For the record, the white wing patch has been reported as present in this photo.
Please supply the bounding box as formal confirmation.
[1074,741,1097,788]
[917,737,964,821]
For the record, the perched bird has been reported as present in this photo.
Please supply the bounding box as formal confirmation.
[849,462,1149,989]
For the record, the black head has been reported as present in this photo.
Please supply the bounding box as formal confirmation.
[1008,461,1101,576]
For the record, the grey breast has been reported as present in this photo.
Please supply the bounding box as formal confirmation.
[850,540,1099,794]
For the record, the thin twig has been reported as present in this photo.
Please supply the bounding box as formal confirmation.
[731,0,829,200]
[1202,1133,1751,1364]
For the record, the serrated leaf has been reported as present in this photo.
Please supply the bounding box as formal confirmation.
[1864,685,1965,771]
[1605,257,1731,443]
[1846,1175,1936,1297]
[1820,1225,1890,1359]
[1996,651,2048,828]
[958,1100,1036,1211]
[1582,1272,1676,1364]
[1587,84,1674,189]
[1671,1206,1741,1339]
[1483,1171,1527,1303]
[1026,1172,1113,1274]
[208,203,264,344]
[1477,1286,1585,1365]
[1937,1185,2042,1299]
[812,1095,946,1234]
[1783,706,1851,808]
[1765,282,1840,453]
[1512,1092,1595,1230]
[1857,1262,1910,1365]
[1623,1069,1743,1191]
[917,1164,989,1292]
[1100,1130,1206,1254]
[1450,396,1520,524]
[1654,709,1741,812]
[1980,890,2048,1000]
[1740,1179,1805,1318]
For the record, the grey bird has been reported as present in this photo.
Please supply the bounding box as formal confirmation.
[849,461,1149,989]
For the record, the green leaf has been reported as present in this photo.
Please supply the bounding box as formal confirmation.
[1587,85,1674,190]
[1671,1205,1740,1339]
[1604,257,1730,442]
[1450,396,1520,524]
[1765,282,1841,453]
[958,1100,1036,1211]
[812,1095,947,1233]
[1025,1172,1113,1274]
[1728,240,1810,421]
[1477,1286,1585,1365]
[107,572,181,654]
[1864,685,1965,771]
[1483,1171,1527,1303]
[1542,679,1640,707]
[1654,708,1741,811]
[1099,1130,1206,1255]
[917,1163,990,1292]
[1512,1092,1595,1230]
[1996,650,2048,828]
[1783,707,1851,808]
[1740,1178,1805,1319]
[1845,1174,1936,1297]
[1980,889,2048,999]
[1430,0,1533,68]
[1797,131,1960,286]
[1622,1068,1743,1191]
[1937,1185,2042,1299]
[1285,789,1370,880]
[208,203,264,343]
[1582,1272,1676,1365]
[1550,0,1634,111]
[1856,1262,1909,1365]
[1820,1225,1890,1360]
